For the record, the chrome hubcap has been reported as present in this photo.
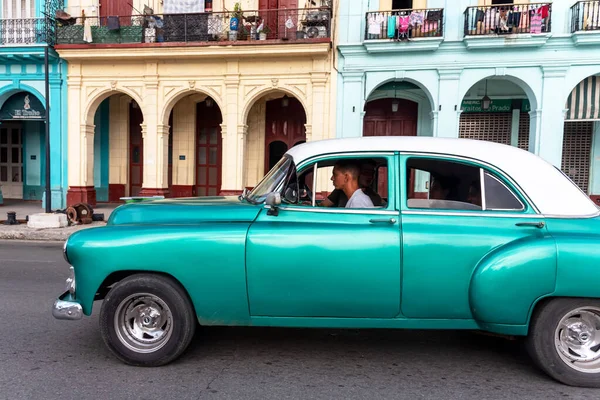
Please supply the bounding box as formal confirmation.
[114,293,173,354]
[554,306,600,373]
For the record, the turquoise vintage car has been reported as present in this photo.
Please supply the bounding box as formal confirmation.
[53,136,600,388]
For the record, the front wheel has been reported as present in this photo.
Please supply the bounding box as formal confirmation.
[527,298,600,388]
[99,273,197,366]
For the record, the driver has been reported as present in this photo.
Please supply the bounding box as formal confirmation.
[328,160,375,209]
[321,161,382,207]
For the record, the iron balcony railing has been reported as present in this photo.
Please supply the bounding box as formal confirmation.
[55,7,331,45]
[571,1,600,32]
[364,8,444,41]
[0,18,51,45]
[464,3,552,36]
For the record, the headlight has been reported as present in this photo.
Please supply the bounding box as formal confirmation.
[65,266,76,295]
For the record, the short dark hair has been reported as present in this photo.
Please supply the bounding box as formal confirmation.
[334,160,361,180]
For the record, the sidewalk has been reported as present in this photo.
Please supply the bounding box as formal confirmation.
[0,200,121,242]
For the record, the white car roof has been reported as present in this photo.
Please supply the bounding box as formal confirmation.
[286,136,599,218]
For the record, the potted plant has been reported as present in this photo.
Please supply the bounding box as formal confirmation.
[229,2,244,41]
[259,25,271,40]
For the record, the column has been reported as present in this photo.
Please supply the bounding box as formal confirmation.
[67,124,97,206]
[338,72,364,138]
[48,76,64,209]
[310,72,328,142]
[510,108,520,147]
[107,96,130,200]
[436,69,463,138]
[138,124,170,197]
[220,63,241,195]
[533,67,568,167]
[139,61,170,197]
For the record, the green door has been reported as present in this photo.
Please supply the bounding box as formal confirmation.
[246,154,401,318]
[398,154,553,319]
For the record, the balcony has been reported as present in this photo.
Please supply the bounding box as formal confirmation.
[363,8,444,53]
[571,1,600,45]
[463,3,552,50]
[55,7,331,47]
[0,18,51,46]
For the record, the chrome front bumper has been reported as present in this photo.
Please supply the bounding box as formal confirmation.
[53,291,83,320]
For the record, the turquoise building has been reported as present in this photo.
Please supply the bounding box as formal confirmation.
[0,0,67,209]
[336,0,600,204]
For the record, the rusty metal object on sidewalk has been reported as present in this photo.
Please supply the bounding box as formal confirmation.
[65,203,94,225]
[3,211,19,225]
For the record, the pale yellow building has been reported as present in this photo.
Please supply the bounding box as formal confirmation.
[57,0,335,205]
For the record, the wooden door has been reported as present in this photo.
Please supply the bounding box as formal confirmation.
[264,96,306,172]
[196,101,223,197]
[129,104,143,197]
[99,0,133,18]
[364,98,418,197]
[0,124,23,199]
[259,0,298,39]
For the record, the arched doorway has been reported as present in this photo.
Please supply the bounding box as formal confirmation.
[166,94,224,198]
[264,95,306,171]
[87,93,144,203]
[364,81,430,198]
[0,91,45,201]
[563,74,600,203]
[459,78,532,151]
[244,92,307,189]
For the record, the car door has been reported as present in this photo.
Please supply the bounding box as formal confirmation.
[399,153,554,319]
[245,153,401,319]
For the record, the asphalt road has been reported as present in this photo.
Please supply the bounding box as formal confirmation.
[0,240,597,400]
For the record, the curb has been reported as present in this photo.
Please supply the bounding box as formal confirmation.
[0,222,107,242]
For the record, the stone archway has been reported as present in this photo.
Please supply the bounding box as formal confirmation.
[243,90,308,189]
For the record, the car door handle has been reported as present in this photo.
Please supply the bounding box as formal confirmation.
[369,218,397,224]
[515,222,545,229]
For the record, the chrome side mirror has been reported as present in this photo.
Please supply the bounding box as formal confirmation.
[265,192,281,216]
[265,192,281,207]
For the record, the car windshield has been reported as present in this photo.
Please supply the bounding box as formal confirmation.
[246,155,294,204]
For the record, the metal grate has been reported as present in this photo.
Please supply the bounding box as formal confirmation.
[459,113,512,145]
[561,122,593,193]
[518,112,530,151]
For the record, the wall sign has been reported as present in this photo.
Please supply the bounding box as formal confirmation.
[461,99,531,113]
[0,92,45,121]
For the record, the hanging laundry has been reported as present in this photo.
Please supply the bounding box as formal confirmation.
[530,12,542,34]
[83,17,93,42]
[398,15,410,40]
[387,15,396,39]
[367,13,384,38]
[409,11,424,27]
[107,16,120,30]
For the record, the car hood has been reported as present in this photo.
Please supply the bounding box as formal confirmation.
[107,196,261,226]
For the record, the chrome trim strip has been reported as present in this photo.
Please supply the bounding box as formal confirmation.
[311,163,317,207]
[401,151,541,214]
[402,210,540,219]
[279,206,398,216]
[480,168,487,211]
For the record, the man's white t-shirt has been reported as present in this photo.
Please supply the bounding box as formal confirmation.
[346,189,375,208]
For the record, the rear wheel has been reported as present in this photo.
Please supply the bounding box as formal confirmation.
[527,298,600,388]
[99,274,196,366]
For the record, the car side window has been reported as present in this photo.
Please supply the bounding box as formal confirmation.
[292,157,390,209]
[483,172,524,210]
[406,157,524,212]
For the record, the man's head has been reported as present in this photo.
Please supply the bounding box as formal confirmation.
[468,181,482,206]
[429,175,451,200]
[331,160,361,191]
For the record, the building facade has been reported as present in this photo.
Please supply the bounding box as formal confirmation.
[337,0,600,204]
[0,0,67,208]
[56,0,334,206]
